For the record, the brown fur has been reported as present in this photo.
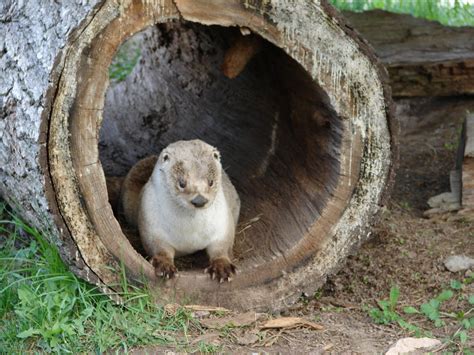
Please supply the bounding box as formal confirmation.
[120,155,158,227]
[121,140,240,283]
[151,251,177,278]
[205,257,236,282]
[105,176,125,214]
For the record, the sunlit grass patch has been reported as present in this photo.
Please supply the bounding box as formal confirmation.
[330,0,474,27]
[109,39,142,83]
[0,203,200,353]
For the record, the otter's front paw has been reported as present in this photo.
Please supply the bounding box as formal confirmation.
[205,258,236,283]
[151,254,177,279]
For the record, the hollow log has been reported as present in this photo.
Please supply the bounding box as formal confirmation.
[344,10,474,97]
[0,0,395,311]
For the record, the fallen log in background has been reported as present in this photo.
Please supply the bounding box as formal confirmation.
[0,0,395,310]
[345,10,474,216]
[344,10,474,97]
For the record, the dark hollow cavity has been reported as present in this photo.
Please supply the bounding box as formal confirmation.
[100,21,343,271]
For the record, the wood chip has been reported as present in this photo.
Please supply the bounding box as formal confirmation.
[239,27,251,36]
[221,35,262,79]
[261,317,324,330]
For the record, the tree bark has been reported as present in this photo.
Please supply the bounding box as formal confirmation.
[1,0,395,311]
[344,10,474,97]
[0,0,106,288]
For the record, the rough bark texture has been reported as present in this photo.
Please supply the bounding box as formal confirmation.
[1,0,394,310]
[344,10,474,97]
[0,0,106,287]
[461,114,474,211]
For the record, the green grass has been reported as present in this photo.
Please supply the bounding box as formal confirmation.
[109,41,141,82]
[330,0,474,26]
[368,283,473,353]
[0,203,202,353]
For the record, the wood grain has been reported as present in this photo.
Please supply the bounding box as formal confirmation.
[4,0,394,311]
[344,10,474,96]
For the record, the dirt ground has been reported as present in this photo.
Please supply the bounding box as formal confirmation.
[132,97,474,354]
[329,97,474,353]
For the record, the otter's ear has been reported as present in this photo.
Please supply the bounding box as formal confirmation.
[213,150,221,161]
[162,152,170,163]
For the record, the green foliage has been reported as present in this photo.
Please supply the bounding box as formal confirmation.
[403,306,419,314]
[369,285,400,324]
[197,340,222,353]
[0,204,198,352]
[370,280,473,351]
[368,286,422,335]
[419,289,453,327]
[450,279,462,290]
[444,141,458,151]
[109,43,141,82]
[330,0,474,27]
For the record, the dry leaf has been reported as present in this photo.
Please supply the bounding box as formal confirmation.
[261,317,324,330]
[200,311,262,329]
[184,305,231,313]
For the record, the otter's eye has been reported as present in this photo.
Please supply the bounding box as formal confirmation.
[163,153,169,162]
[178,178,186,189]
[209,179,214,187]
[213,152,219,160]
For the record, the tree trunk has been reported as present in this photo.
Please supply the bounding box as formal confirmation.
[344,10,474,97]
[0,0,395,311]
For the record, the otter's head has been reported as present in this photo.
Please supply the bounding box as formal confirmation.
[156,140,222,210]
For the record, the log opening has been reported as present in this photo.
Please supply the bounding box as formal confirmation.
[100,22,344,271]
[47,0,394,310]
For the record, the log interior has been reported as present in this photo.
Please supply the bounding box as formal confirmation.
[46,0,393,309]
[100,23,343,270]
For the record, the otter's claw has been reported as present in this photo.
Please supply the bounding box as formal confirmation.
[205,258,236,283]
[152,254,177,279]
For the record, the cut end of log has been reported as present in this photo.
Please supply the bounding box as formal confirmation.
[44,0,394,311]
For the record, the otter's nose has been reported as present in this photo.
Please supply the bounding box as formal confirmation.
[191,194,208,208]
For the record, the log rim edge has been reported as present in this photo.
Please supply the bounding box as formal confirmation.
[45,0,395,311]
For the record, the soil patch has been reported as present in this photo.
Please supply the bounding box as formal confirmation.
[132,97,474,353]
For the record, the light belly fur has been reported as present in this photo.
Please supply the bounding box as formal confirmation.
[161,208,229,255]
[144,182,230,256]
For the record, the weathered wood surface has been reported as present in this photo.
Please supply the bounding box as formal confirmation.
[461,114,474,211]
[0,0,106,288]
[99,0,394,309]
[344,10,474,97]
[1,0,394,311]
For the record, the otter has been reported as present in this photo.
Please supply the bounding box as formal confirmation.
[120,140,240,282]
